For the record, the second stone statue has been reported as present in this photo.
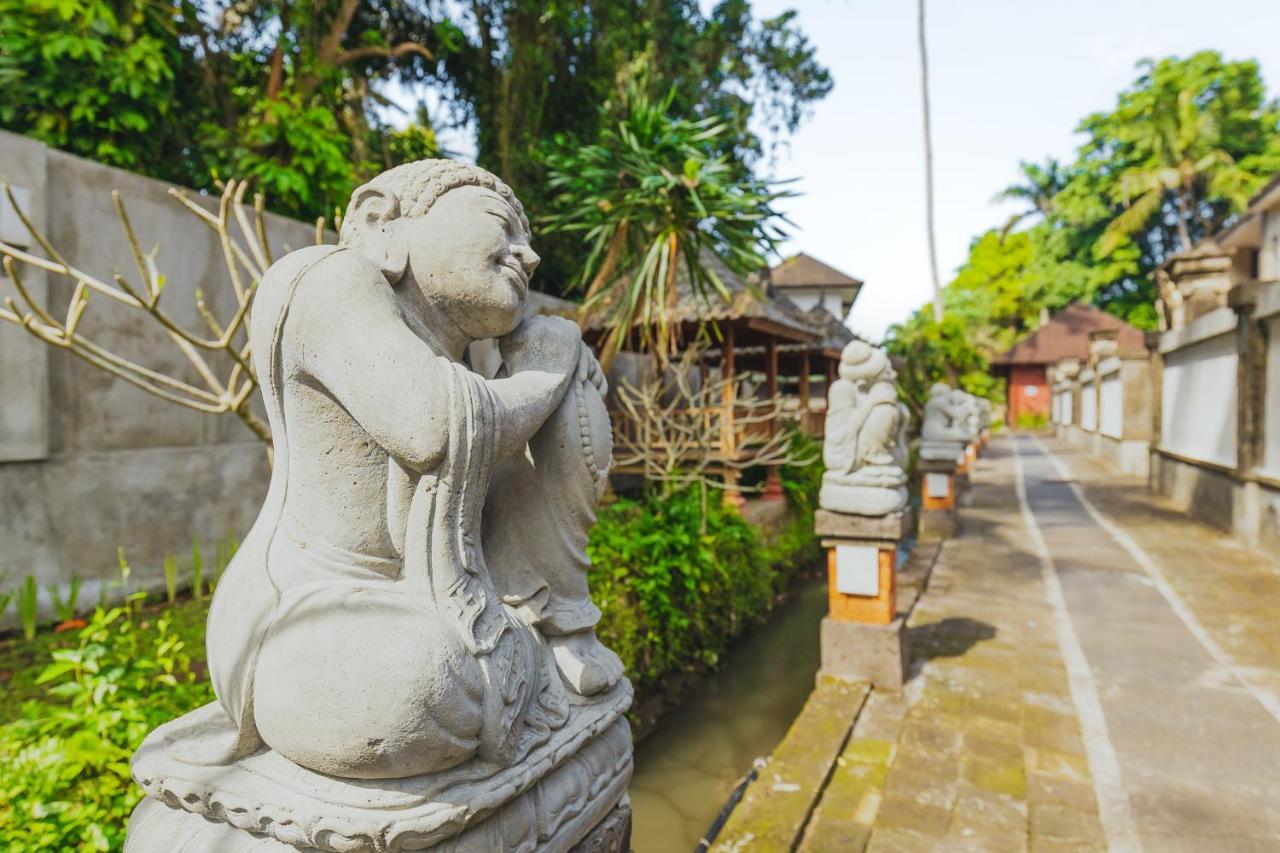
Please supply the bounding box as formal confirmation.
[125,160,633,852]
[818,341,909,516]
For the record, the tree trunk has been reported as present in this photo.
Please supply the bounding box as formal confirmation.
[918,0,944,323]
[1177,185,1194,253]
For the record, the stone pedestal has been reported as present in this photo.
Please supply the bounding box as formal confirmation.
[570,799,632,853]
[919,456,960,539]
[819,616,908,690]
[814,509,912,687]
[126,691,634,853]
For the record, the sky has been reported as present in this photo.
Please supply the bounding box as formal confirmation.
[747,0,1280,341]
[389,0,1280,342]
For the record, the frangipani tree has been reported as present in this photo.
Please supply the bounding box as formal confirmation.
[610,344,816,523]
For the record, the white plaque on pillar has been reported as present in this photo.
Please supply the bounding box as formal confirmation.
[925,472,949,498]
[835,545,879,596]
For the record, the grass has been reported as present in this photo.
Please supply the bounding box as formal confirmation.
[0,595,210,722]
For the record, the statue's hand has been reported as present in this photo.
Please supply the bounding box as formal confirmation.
[575,341,607,398]
[499,315,580,378]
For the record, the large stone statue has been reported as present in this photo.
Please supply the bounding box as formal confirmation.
[920,382,969,459]
[126,161,633,852]
[819,341,908,515]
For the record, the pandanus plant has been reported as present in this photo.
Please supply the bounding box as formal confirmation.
[540,88,792,367]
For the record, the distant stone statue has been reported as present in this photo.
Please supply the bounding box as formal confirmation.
[955,389,980,440]
[819,341,908,515]
[126,161,633,851]
[920,382,969,459]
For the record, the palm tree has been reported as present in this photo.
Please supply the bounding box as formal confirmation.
[918,0,944,323]
[994,159,1066,236]
[1099,88,1256,257]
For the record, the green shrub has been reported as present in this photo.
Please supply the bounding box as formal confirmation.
[1015,411,1049,430]
[0,599,212,850]
[589,487,772,691]
[18,576,38,640]
[588,449,823,694]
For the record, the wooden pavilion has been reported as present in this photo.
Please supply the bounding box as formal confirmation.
[576,252,855,499]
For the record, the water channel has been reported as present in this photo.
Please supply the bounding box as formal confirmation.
[628,578,828,851]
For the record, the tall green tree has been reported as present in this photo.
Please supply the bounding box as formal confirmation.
[1,0,443,219]
[426,0,830,291]
[994,159,1066,236]
[1071,52,1280,296]
[1096,59,1275,256]
[885,50,1280,402]
[2,0,829,237]
[917,0,943,323]
[0,0,200,180]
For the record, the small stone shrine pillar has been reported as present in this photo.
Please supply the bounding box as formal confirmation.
[814,341,912,688]
[815,508,913,688]
[956,444,973,492]
[919,451,962,539]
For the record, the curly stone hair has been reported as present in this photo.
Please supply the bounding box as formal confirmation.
[339,159,529,252]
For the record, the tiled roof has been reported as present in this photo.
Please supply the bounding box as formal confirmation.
[768,253,863,290]
[802,306,857,350]
[991,303,1146,365]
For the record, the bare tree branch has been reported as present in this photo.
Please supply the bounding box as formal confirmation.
[611,346,816,494]
[0,180,297,451]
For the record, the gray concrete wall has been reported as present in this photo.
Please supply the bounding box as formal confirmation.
[1151,451,1239,534]
[0,132,321,616]
[1097,434,1149,478]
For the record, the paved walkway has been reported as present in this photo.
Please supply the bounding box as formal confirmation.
[798,435,1280,852]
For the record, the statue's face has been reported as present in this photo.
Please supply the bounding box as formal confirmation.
[400,185,539,340]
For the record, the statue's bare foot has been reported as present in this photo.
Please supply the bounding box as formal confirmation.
[550,631,624,696]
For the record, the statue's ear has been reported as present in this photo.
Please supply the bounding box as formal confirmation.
[348,185,408,284]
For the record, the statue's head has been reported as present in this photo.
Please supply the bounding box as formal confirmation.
[928,382,951,399]
[837,341,890,386]
[340,160,537,340]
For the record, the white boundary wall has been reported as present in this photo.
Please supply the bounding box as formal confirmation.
[1265,313,1280,479]
[1081,378,1098,432]
[1100,372,1123,439]
[1159,309,1238,468]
